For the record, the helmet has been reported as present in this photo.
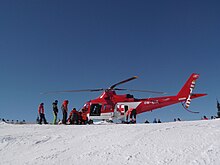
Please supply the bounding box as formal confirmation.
[55,100,58,103]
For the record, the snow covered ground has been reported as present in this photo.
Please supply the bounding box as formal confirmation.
[1,119,220,165]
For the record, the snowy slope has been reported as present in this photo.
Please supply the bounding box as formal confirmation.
[0,119,220,165]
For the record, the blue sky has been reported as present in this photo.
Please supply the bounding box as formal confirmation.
[0,0,220,123]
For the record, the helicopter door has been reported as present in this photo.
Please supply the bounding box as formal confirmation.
[90,104,102,116]
[114,103,128,120]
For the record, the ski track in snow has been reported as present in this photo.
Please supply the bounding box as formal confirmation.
[0,120,220,165]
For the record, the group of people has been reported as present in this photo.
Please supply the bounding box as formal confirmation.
[37,100,88,125]
[143,116,216,124]
[144,118,181,124]
[174,118,181,122]
[202,115,217,120]
[153,118,162,123]
[37,100,219,125]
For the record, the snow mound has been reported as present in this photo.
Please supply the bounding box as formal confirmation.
[0,121,7,125]
[1,119,220,165]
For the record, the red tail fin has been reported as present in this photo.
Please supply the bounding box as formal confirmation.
[177,73,200,108]
[177,73,199,97]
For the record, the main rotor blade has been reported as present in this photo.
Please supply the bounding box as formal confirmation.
[114,88,166,94]
[41,88,105,94]
[128,89,166,94]
[109,76,138,90]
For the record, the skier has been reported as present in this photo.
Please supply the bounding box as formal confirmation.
[52,100,58,124]
[61,100,69,124]
[38,103,48,124]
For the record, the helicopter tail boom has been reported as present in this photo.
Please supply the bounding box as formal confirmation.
[177,73,206,108]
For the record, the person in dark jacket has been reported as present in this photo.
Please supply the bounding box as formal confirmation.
[144,120,149,123]
[153,118,157,123]
[38,103,48,124]
[52,100,58,124]
[130,109,137,123]
[217,100,220,118]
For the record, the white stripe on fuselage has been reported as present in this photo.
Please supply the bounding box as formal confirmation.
[179,97,186,101]
[115,102,142,109]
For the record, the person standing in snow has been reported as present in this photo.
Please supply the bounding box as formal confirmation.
[38,103,48,124]
[61,100,69,124]
[81,108,88,124]
[52,100,58,124]
[217,100,220,118]
[125,108,136,123]
[144,119,149,123]
[130,109,136,123]
[202,116,208,120]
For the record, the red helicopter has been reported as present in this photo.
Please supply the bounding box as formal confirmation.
[49,73,207,123]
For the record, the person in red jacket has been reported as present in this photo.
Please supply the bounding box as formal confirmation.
[68,108,79,124]
[38,103,48,124]
[61,100,69,124]
[202,116,208,120]
[81,108,88,124]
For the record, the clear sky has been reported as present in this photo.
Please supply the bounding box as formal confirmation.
[0,0,220,123]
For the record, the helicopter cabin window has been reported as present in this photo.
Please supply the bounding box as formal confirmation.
[90,104,102,116]
[103,104,113,111]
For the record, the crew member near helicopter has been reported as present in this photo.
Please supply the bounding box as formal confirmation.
[68,108,79,124]
[61,100,69,124]
[52,100,58,124]
[38,103,48,124]
[130,108,136,123]
[82,109,88,124]
[126,108,136,123]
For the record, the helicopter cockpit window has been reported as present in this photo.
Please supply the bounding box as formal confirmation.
[126,94,134,98]
[90,104,102,116]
